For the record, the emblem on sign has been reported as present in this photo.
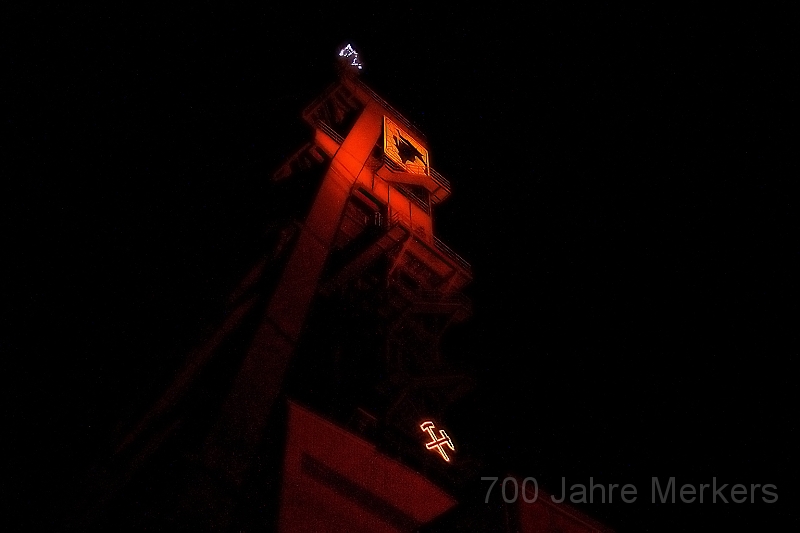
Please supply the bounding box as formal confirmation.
[384,117,429,176]
[420,421,454,462]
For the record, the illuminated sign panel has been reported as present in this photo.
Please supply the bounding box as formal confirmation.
[420,421,454,462]
[384,117,429,176]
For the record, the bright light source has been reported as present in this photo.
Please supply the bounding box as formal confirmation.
[338,43,363,70]
[420,420,454,462]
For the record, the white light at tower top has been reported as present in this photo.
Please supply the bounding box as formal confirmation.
[338,43,363,70]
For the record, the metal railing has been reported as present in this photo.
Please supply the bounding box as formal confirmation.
[380,155,451,193]
[388,211,403,227]
[350,77,426,142]
[396,185,430,214]
[301,82,339,124]
[316,120,344,145]
[429,167,451,192]
[387,209,471,273]
[433,236,471,272]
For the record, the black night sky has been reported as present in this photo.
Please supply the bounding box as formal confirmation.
[7,4,796,532]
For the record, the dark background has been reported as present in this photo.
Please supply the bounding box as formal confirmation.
[6,4,796,532]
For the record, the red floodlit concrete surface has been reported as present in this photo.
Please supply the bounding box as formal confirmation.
[514,481,616,533]
[279,401,456,533]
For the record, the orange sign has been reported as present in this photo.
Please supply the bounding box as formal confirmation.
[384,117,429,175]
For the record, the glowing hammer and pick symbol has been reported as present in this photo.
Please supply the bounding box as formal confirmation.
[420,421,454,462]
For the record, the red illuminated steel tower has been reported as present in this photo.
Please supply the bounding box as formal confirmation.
[213,48,474,474]
[78,48,614,533]
[264,51,477,532]
[85,48,475,532]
